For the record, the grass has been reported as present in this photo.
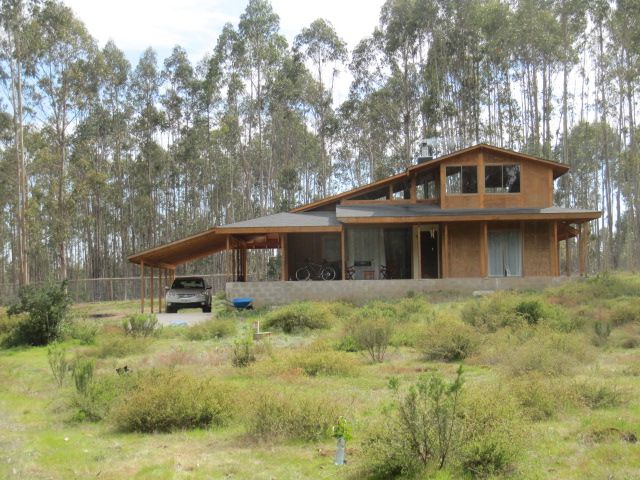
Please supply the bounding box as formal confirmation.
[0,274,639,478]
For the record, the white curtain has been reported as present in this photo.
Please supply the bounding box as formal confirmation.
[346,227,386,279]
[488,230,522,277]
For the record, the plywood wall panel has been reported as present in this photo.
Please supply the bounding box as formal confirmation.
[447,223,482,277]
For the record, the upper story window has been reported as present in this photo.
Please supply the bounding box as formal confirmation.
[416,170,439,199]
[446,166,477,194]
[391,180,410,200]
[485,164,520,193]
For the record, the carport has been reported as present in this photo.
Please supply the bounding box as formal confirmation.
[127,212,342,313]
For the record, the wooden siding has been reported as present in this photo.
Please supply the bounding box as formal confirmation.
[523,222,553,276]
[447,222,482,277]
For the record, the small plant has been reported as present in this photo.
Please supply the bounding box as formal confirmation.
[6,281,71,346]
[421,318,479,362]
[122,313,158,337]
[289,350,357,376]
[515,299,545,325]
[111,370,235,432]
[246,389,337,442]
[47,344,70,387]
[232,335,256,367]
[262,301,333,333]
[72,357,95,395]
[392,366,464,469]
[185,318,235,341]
[349,315,393,363]
[574,381,626,409]
[65,318,99,345]
[593,320,611,345]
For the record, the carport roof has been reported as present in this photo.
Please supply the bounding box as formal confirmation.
[127,211,342,268]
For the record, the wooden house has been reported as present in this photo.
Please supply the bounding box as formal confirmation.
[129,144,601,309]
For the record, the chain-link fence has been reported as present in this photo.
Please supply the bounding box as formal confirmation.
[0,273,251,305]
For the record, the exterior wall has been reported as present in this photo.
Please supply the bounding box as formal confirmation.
[447,222,482,277]
[226,277,570,307]
[523,221,554,276]
[441,221,557,278]
[440,149,554,209]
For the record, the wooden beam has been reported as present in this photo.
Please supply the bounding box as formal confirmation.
[280,234,288,281]
[410,176,417,203]
[565,237,571,277]
[339,211,601,224]
[550,221,559,276]
[578,222,589,276]
[442,223,449,278]
[480,222,488,277]
[150,267,154,314]
[340,228,346,280]
[140,260,145,314]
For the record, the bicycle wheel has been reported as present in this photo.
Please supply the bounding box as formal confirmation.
[295,267,311,281]
[320,266,336,281]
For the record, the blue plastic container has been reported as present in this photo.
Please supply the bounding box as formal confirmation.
[232,297,254,309]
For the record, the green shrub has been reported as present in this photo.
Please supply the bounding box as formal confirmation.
[501,329,593,376]
[573,381,626,409]
[64,318,99,345]
[47,344,70,387]
[73,374,136,422]
[348,315,394,363]
[461,293,523,332]
[90,335,150,358]
[185,318,235,341]
[288,350,357,376]
[72,357,95,395]
[231,335,256,367]
[335,334,359,352]
[246,389,337,442]
[592,320,612,346]
[515,299,545,325]
[509,375,573,420]
[6,281,71,346]
[421,318,479,362]
[262,301,334,333]
[111,370,235,432]
[122,313,158,337]
[390,322,427,348]
[609,301,640,326]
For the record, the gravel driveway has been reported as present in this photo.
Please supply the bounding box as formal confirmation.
[156,311,212,326]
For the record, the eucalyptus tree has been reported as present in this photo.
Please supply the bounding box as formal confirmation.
[236,0,286,215]
[294,18,347,195]
[30,0,96,280]
[0,0,41,285]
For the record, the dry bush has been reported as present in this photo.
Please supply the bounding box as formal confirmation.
[287,349,358,377]
[420,316,480,362]
[111,370,236,432]
[245,388,337,442]
[263,301,335,333]
[508,374,576,420]
[89,335,150,358]
[185,318,236,341]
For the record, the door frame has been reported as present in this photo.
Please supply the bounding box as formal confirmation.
[412,224,440,279]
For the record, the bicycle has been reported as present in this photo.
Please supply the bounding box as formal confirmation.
[379,265,392,279]
[295,259,336,281]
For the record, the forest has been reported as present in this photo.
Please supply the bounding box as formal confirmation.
[1,0,639,293]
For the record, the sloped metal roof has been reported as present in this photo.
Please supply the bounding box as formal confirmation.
[218,211,339,229]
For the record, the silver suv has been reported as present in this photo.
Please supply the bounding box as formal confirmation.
[165,276,212,313]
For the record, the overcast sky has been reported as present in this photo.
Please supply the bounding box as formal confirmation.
[62,0,386,103]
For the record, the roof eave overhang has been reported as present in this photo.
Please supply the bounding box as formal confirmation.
[338,212,601,224]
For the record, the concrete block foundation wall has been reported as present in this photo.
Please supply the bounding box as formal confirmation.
[226,277,570,307]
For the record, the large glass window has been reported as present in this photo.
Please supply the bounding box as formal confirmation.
[485,164,520,193]
[416,170,438,199]
[446,166,477,194]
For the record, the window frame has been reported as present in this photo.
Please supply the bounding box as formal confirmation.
[484,163,521,194]
[445,165,478,195]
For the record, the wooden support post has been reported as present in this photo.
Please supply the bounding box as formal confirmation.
[242,248,248,282]
[565,237,571,277]
[578,222,588,276]
[341,228,346,280]
[150,267,154,313]
[549,221,559,276]
[442,223,449,278]
[140,260,145,313]
[158,268,162,312]
[280,234,288,281]
[226,236,231,282]
[480,222,488,277]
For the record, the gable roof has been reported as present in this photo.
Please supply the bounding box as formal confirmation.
[291,143,570,213]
